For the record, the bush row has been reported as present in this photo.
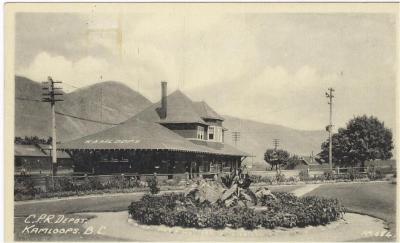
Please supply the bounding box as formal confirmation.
[298,168,386,182]
[128,192,345,230]
[14,176,182,201]
[249,174,299,185]
[250,167,390,185]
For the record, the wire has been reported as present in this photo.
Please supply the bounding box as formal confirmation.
[16,97,41,102]
[15,96,118,126]
[62,82,80,89]
[55,111,118,125]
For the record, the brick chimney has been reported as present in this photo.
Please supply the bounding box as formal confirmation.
[160,81,167,119]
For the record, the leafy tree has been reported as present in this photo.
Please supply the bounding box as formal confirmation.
[320,115,393,167]
[264,149,290,171]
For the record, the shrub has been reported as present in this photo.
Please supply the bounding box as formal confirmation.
[147,176,160,194]
[129,191,345,230]
[375,168,384,180]
[260,214,277,229]
[249,175,262,183]
[275,172,286,183]
[298,170,310,181]
[207,208,229,229]
[323,170,334,180]
[14,176,37,198]
[260,175,275,185]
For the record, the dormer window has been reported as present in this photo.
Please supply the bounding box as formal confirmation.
[208,126,214,140]
[208,126,223,142]
[197,126,204,140]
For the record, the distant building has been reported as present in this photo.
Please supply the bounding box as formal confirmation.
[38,144,74,172]
[15,144,49,174]
[59,82,249,177]
[14,144,72,175]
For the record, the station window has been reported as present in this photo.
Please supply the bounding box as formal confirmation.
[208,126,214,140]
[208,126,223,142]
[197,126,204,140]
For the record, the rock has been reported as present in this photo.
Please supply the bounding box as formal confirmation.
[237,200,246,207]
[255,187,276,200]
[250,206,269,212]
[221,183,238,201]
[224,196,237,207]
[184,179,225,204]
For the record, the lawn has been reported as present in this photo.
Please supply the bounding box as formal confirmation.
[15,185,302,217]
[16,183,393,242]
[14,184,302,241]
[305,182,396,241]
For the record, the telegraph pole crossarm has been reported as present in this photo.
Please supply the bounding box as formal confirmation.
[42,76,63,176]
[232,131,240,147]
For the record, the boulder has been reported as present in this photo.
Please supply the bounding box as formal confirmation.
[184,179,225,204]
[221,183,238,201]
[255,187,276,200]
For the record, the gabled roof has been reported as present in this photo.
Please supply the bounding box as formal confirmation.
[59,118,248,156]
[59,89,248,157]
[134,90,206,124]
[59,118,211,152]
[15,144,47,157]
[193,101,224,121]
[300,156,321,165]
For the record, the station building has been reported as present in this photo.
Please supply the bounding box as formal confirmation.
[59,82,248,178]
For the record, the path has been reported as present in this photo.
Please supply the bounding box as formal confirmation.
[81,211,387,242]
[291,184,321,197]
[14,183,320,216]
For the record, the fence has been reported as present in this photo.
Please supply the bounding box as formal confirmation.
[248,165,395,183]
[14,165,395,201]
[14,171,234,200]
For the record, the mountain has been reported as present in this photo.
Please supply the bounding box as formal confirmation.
[222,115,326,167]
[15,76,326,164]
[15,76,152,141]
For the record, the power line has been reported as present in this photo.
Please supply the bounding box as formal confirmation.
[62,81,81,90]
[16,97,41,102]
[15,96,117,126]
[273,138,280,150]
[55,111,118,125]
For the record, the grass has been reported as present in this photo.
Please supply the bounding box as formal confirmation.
[15,182,394,241]
[15,185,302,217]
[305,182,396,241]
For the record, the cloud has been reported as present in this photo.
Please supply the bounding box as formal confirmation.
[15,13,397,132]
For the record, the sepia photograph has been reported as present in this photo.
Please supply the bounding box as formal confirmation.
[4,3,399,242]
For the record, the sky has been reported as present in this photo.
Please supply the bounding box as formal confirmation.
[15,11,397,133]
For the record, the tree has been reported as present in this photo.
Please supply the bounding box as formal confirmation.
[320,115,393,167]
[264,149,290,171]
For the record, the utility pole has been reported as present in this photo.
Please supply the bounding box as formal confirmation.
[42,77,63,176]
[273,138,280,151]
[232,131,240,146]
[325,88,335,171]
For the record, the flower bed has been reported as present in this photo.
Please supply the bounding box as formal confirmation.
[128,192,346,230]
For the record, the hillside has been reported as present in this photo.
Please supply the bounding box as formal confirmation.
[15,76,326,164]
[15,76,152,141]
[222,115,326,167]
